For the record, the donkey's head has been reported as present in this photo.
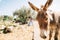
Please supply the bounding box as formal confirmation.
[28,0,53,30]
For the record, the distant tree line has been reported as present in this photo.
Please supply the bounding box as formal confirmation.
[0,6,36,24]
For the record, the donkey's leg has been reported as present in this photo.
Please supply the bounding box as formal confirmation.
[54,30,58,40]
[49,29,53,40]
[54,25,59,40]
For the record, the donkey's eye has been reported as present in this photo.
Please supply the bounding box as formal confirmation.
[45,13,47,15]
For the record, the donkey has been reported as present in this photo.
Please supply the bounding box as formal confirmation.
[28,0,53,40]
[49,13,59,40]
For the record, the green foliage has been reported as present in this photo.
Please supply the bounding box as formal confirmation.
[3,16,9,21]
[2,15,13,21]
[13,6,32,24]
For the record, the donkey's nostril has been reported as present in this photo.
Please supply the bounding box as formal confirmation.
[40,33,47,39]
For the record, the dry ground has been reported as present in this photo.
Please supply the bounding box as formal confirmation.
[0,21,34,40]
[0,25,34,40]
[0,21,60,40]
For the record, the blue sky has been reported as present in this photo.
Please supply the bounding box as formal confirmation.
[0,0,60,16]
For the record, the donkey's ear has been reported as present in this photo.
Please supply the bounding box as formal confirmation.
[28,2,39,11]
[43,0,53,11]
